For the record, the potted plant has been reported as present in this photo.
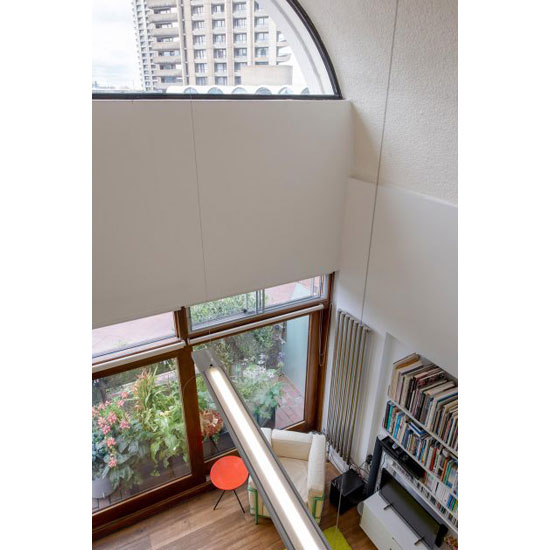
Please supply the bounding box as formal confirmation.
[92,392,145,497]
[233,363,283,428]
[132,367,189,476]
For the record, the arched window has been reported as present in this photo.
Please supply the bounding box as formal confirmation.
[255,87,272,95]
[232,87,247,94]
[92,0,340,98]
[207,87,224,95]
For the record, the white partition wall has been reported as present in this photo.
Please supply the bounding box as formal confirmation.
[192,100,351,302]
[93,99,352,328]
[92,101,206,329]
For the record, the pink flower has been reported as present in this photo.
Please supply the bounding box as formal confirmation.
[98,403,105,411]
[106,437,116,448]
[119,400,125,407]
[120,419,130,430]
[101,425,111,435]
[121,391,129,399]
[97,417,106,428]
[107,412,117,426]
[92,407,97,418]
[108,455,117,468]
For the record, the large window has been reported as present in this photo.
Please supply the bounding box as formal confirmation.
[92,0,340,96]
[197,316,309,461]
[92,274,331,535]
[92,359,189,511]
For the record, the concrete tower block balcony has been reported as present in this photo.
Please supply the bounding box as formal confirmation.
[149,13,178,24]
[151,41,181,51]
[151,26,179,38]
[153,54,181,64]
[147,0,176,9]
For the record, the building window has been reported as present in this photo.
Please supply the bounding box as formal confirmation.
[235,33,247,43]
[212,4,225,14]
[254,1,260,9]
[233,2,247,12]
[233,18,247,28]
[191,6,204,16]
[194,49,206,59]
[255,32,269,42]
[234,76,242,84]
[213,19,225,28]
[256,61,268,65]
[196,76,208,85]
[277,31,285,42]
[234,61,245,71]
[193,35,205,45]
[234,47,247,57]
[215,76,228,85]
[213,34,226,44]
[192,21,205,31]
[215,63,227,73]
[255,47,268,57]
[195,63,207,74]
[255,16,268,26]
[214,48,227,59]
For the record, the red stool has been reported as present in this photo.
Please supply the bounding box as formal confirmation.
[210,456,249,513]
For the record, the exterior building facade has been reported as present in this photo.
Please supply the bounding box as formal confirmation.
[132,0,292,91]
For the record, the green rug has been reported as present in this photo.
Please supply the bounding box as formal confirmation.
[283,526,351,550]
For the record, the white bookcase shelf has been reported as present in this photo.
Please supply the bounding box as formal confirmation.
[386,397,458,458]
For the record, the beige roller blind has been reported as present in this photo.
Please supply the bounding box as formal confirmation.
[93,99,351,328]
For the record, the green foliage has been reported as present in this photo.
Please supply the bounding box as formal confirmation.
[190,293,257,326]
[92,361,189,492]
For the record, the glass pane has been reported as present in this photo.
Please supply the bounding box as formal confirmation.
[92,0,335,95]
[92,359,190,512]
[189,291,257,330]
[92,312,176,359]
[197,316,309,460]
[264,276,323,309]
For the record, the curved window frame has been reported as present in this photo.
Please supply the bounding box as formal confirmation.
[92,0,341,101]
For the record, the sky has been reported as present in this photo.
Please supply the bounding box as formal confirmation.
[92,0,141,89]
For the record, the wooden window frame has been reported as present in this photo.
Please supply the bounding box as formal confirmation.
[92,274,333,539]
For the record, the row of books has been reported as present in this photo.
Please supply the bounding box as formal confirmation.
[384,401,458,495]
[425,477,458,513]
[389,354,458,452]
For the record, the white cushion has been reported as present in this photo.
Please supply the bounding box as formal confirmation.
[271,429,312,461]
[279,457,309,503]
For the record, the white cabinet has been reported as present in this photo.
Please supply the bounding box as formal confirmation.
[360,492,430,550]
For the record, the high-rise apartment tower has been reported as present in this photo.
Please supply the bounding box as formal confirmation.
[132,0,293,91]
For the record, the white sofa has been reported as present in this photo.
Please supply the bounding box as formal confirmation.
[247,428,326,524]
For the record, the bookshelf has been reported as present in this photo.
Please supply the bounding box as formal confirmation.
[380,353,458,531]
[386,397,458,459]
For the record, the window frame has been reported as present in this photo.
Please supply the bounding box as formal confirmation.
[92,274,333,539]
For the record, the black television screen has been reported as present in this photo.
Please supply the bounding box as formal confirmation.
[380,469,448,548]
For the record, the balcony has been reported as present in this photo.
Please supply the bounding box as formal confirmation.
[156,68,183,78]
[149,12,177,24]
[148,0,176,9]
[150,26,179,38]
[153,54,181,64]
[151,40,181,51]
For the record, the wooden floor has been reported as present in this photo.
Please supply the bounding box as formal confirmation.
[93,463,376,550]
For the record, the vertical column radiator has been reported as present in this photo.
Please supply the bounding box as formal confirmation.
[327,310,369,463]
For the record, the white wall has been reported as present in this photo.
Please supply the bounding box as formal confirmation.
[93,99,352,328]
[301,0,457,205]
[308,0,458,464]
